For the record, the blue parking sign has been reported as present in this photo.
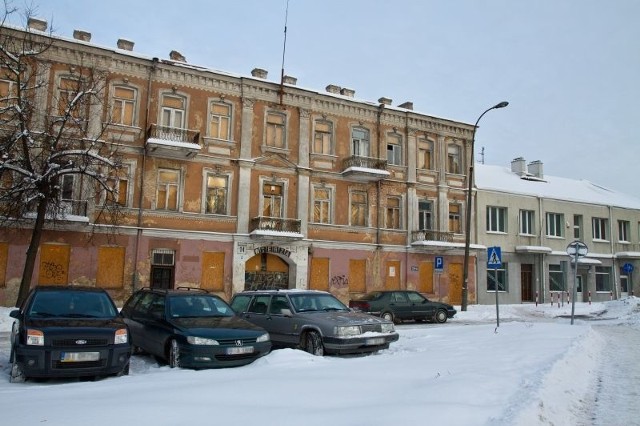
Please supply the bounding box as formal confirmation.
[435,256,444,271]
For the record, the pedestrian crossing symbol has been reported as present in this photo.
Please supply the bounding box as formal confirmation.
[487,246,502,268]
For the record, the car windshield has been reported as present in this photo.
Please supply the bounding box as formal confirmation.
[28,290,118,318]
[289,293,349,313]
[168,295,234,318]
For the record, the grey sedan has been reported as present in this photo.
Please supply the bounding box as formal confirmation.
[230,290,399,356]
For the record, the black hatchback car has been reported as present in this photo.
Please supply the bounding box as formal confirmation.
[9,286,131,382]
[349,290,457,324]
[121,288,271,369]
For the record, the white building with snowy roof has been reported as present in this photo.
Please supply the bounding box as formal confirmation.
[473,157,640,305]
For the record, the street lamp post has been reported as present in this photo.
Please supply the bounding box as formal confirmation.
[460,101,509,311]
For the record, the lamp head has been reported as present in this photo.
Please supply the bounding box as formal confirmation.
[494,101,509,109]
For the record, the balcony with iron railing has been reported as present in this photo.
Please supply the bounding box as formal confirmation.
[411,229,461,247]
[341,155,390,182]
[146,124,201,158]
[249,216,303,240]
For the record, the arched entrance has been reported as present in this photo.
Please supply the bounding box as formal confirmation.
[244,252,290,290]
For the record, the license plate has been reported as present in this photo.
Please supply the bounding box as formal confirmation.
[365,337,385,346]
[226,346,254,355]
[60,352,100,362]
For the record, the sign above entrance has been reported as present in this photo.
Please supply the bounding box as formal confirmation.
[254,245,292,258]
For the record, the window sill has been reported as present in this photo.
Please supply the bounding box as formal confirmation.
[486,231,508,235]
[592,239,610,243]
[545,235,565,239]
[261,145,290,156]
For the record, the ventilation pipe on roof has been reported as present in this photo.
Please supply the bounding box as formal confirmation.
[528,160,544,179]
[282,75,297,85]
[378,97,392,106]
[340,87,355,97]
[117,39,134,51]
[169,50,186,62]
[326,84,341,94]
[511,157,527,175]
[73,30,91,42]
[27,18,47,31]
[251,68,268,79]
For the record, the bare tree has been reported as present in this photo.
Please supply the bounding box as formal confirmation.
[0,2,124,306]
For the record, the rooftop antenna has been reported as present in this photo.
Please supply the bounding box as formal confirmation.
[278,0,290,105]
[480,146,485,164]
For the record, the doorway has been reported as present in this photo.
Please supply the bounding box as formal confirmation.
[521,264,534,302]
[245,253,289,290]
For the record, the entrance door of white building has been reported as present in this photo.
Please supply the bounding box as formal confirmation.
[620,275,629,297]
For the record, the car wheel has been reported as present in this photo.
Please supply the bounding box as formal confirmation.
[9,358,26,383]
[434,309,448,324]
[168,339,181,368]
[302,331,324,356]
[117,362,130,377]
[381,311,399,324]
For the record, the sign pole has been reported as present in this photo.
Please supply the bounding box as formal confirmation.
[571,250,578,325]
[494,266,500,328]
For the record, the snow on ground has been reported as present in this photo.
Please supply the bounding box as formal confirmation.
[0,298,639,426]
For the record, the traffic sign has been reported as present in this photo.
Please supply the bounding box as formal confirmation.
[566,241,588,257]
[435,256,444,272]
[623,263,634,274]
[487,246,502,268]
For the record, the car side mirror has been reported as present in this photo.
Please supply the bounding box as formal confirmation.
[9,309,21,319]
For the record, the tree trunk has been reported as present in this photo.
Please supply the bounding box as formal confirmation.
[16,198,48,307]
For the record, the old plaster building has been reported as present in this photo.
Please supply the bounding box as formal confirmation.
[474,158,640,305]
[0,20,479,306]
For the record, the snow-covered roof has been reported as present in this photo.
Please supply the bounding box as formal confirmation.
[475,163,640,210]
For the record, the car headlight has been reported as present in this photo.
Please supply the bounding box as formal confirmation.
[380,323,395,333]
[114,328,128,344]
[26,329,44,346]
[187,336,220,345]
[334,325,361,337]
[256,333,270,343]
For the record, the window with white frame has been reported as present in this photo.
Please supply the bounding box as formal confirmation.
[447,144,461,174]
[418,200,433,230]
[386,196,401,229]
[350,191,368,227]
[111,86,137,126]
[156,169,180,211]
[313,120,333,155]
[549,264,565,292]
[204,174,228,215]
[573,214,583,240]
[351,127,370,157]
[487,206,507,233]
[595,266,611,292]
[265,111,286,148]
[592,217,608,240]
[313,186,332,224]
[418,138,433,170]
[160,94,186,130]
[487,263,508,291]
[546,212,564,237]
[262,182,284,217]
[520,210,535,235]
[386,133,403,166]
[618,220,630,242]
[208,101,231,140]
[449,203,461,234]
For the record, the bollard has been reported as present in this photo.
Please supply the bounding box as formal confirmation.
[535,291,538,307]
[588,291,591,305]
[610,291,613,301]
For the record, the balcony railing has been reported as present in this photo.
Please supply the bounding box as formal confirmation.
[341,156,389,181]
[411,230,455,243]
[146,124,201,158]
[250,216,302,234]
[60,199,88,217]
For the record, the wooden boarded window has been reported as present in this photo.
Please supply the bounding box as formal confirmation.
[309,257,329,291]
[201,252,225,291]
[38,244,70,285]
[385,260,401,290]
[418,261,434,294]
[0,242,7,287]
[349,259,366,293]
[96,246,125,289]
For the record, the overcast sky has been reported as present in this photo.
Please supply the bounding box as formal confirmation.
[16,0,640,198]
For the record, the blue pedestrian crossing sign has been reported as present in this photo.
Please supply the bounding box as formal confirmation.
[435,256,444,272]
[487,246,502,268]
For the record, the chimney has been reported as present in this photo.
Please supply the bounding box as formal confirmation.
[169,50,186,62]
[117,39,134,51]
[27,17,47,32]
[326,84,341,94]
[251,68,268,79]
[73,30,91,42]
[398,101,413,110]
[378,97,392,106]
[527,160,544,179]
[511,157,526,175]
[282,75,297,85]
[340,87,355,97]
